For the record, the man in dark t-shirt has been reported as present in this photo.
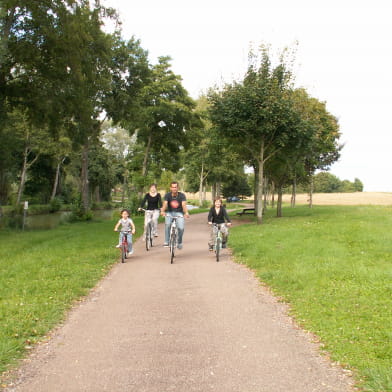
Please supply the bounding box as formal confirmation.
[160,181,189,249]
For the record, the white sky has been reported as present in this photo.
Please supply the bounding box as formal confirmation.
[104,0,392,192]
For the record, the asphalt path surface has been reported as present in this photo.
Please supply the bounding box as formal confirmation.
[5,212,354,391]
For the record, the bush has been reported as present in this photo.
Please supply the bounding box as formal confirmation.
[49,197,62,213]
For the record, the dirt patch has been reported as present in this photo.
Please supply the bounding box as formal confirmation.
[283,192,392,206]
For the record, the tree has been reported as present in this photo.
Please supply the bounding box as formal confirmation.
[313,172,341,193]
[209,46,297,223]
[222,175,252,200]
[131,56,200,191]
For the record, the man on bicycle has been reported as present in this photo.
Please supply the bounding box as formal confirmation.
[160,181,190,250]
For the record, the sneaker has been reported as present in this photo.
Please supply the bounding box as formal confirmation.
[128,249,134,255]
[209,245,213,251]
[116,245,121,248]
[154,234,159,237]
[177,243,183,250]
[163,243,169,248]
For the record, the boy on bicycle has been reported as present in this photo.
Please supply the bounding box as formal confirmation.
[114,209,136,254]
[208,198,232,251]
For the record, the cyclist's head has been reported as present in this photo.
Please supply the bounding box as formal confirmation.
[120,209,130,217]
[149,183,157,192]
[170,181,179,194]
[214,198,223,207]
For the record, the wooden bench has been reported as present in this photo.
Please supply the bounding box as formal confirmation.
[236,208,255,216]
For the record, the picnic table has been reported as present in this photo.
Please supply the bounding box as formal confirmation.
[236,208,255,216]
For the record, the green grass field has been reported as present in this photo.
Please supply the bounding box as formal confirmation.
[0,205,391,391]
[230,205,392,392]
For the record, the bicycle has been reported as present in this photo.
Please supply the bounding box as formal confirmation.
[139,208,154,251]
[117,230,130,263]
[168,216,180,264]
[212,223,224,262]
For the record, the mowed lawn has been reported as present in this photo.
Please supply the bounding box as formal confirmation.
[230,204,392,392]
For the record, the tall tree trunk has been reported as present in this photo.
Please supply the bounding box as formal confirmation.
[271,181,275,208]
[256,142,265,224]
[211,183,216,201]
[263,176,268,210]
[308,175,314,208]
[16,146,39,205]
[291,176,297,207]
[198,162,204,206]
[50,158,65,201]
[81,142,89,212]
[277,186,283,217]
[253,165,259,215]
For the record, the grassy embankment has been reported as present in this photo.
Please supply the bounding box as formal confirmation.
[0,214,143,377]
[230,204,392,392]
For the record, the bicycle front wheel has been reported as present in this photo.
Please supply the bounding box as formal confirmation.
[170,232,176,264]
[215,237,221,262]
[121,243,127,263]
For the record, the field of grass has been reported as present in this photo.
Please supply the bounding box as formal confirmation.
[230,205,392,392]
[0,213,145,375]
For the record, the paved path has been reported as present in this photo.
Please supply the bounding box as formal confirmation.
[5,212,354,391]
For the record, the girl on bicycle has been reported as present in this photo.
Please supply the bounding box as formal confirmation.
[138,184,162,238]
[207,198,232,251]
[114,209,136,254]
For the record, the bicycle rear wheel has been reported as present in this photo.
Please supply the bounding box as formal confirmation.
[149,223,153,248]
[145,223,152,251]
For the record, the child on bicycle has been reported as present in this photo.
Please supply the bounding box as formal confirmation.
[208,198,232,251]
[114,209,136,254]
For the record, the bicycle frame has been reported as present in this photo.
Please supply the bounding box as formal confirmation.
[140,208,154,251]
[119,230,130,263]
[213,223,224,262]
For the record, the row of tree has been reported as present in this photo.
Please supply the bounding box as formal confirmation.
[1,1,350,224]
[0,0,200,216]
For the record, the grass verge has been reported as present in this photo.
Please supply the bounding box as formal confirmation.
[230,205,392,392]
[0,214,144,377]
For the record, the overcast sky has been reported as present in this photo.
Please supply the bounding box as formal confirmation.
[105,0,392,192]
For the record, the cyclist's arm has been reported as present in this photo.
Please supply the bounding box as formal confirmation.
[223,208,231,224]
[139,194,147,209]
[130,220,136,234]
[207,208,213,224]
[182,200,190,218]
[157,193,162,209]
[114,220,120,231]
[160,200,168,216]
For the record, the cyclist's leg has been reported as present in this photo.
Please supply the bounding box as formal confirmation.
[164,213,173,245]
[221,224,228,247]
[176,214,185,247]
[152,209,160,236]
[117,232,123,247]
[127,232,133,253]
[208,225,215,250]
[143,212,149,239]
